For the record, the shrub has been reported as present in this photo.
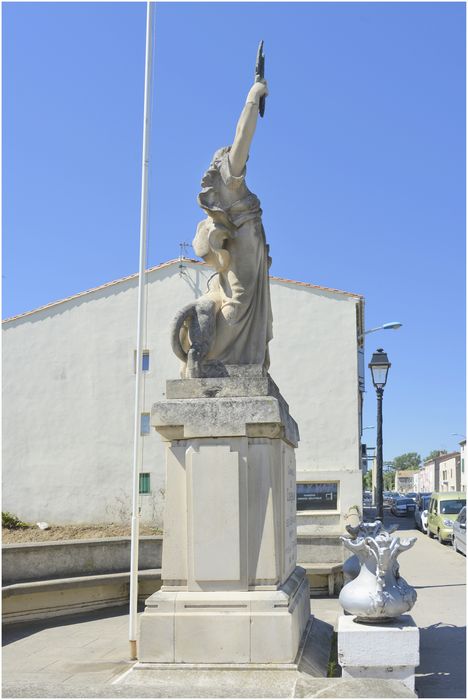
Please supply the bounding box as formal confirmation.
[2,512,29,529]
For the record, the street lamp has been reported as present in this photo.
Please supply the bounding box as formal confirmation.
[358,322,402,340]
[369,348,391,521]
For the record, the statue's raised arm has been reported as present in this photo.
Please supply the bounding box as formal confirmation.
[229,80,269,177]
[170,63,273,379]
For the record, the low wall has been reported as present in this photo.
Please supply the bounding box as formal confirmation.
[2,536,163,585]
[297,534,345,565]
[3,570,162,624]
[2,537,163,624]
[2,533,345,623]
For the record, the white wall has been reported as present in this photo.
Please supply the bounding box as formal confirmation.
[269,280,361,473]
[420,462,437,493]
[3,261,363,528]
[438,455,460,492]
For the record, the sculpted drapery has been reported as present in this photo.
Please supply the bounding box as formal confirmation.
[170,80,272,377]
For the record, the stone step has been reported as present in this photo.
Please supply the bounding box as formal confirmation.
[2,569,162,625]
[298,562,343,597]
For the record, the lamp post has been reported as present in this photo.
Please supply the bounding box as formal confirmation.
[369,348,391,521]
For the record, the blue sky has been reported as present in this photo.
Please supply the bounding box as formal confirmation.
[3,2,466,460]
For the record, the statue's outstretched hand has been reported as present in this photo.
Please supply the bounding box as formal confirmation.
[246,80,269,105]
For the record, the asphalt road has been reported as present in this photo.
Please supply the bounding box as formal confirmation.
[365,507,466,698]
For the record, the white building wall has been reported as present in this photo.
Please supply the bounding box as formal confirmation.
[3,260,363,530]
[438,455,460,492]
[419,463,436,493]
[395,471,418,493]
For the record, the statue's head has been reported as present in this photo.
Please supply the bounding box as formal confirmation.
[193,218,231,272]
[211,146,231,165]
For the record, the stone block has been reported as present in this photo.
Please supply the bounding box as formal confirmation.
[138,568,310,666]
[175,610,251,664]
[139,613,175,663]
[189,445,242,583]
[153,375,299,447]
[296,535,345,565]
[337,614,419,691]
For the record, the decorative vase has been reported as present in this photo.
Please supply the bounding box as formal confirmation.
[339,531,417,623]
[342,520,398,585]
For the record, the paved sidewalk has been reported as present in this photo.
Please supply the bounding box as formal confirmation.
[366,510,466,698]
[3,606,134,689]
[3,514,465,698]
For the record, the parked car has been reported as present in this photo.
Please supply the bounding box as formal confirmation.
[363,491,372,506]
[427,492,466,544]
[414,494,431,533]
[452,506,466,555]
[417,492,432,500]
[383,491,401,507]
[391,497,416,517]
[406,492,418,502]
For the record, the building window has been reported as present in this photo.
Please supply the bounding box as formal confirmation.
[462,459,464,473]
[140,413,150,435]
[134,350,150,373]
[139,473,150,494]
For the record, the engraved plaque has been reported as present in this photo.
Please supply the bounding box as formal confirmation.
[283,446,297,578]
[297,482,338,511]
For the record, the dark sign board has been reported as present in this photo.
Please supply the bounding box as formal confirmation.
[296,482,338,511]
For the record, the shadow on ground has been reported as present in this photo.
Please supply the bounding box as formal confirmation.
[416,622,466,698]
[2,605,140,646]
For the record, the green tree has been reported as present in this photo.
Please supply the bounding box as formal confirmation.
[392,452,422,471]
[383,471,395,490]
[424,449,448,462]
[362,471,372,490]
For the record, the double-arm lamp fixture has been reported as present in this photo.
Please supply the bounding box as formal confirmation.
[369,348,392,521]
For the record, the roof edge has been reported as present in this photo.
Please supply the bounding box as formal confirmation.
[3,258,363,324]
[423,451,461,466]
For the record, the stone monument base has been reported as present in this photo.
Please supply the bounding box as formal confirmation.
[138,567,310,665]
[115,616,416,697]
[337,614,419,692]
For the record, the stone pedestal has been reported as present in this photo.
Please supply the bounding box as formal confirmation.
[137,370,310,666]
[337,614,420,692]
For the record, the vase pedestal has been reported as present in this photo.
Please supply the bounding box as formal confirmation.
[337,614,420,692]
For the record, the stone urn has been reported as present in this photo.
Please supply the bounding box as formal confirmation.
[339,531,417,623]
[342,521,398,584]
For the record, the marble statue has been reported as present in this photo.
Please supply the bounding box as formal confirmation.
[171,79,272,378]
[138,44,311,670]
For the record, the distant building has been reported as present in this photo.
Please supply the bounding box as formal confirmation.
[460,440,466,492]
[395,470,420,493]
[418,452,461,493]
[437,452,461,492]
[3,259,365,542]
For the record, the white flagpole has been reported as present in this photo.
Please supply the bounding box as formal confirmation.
[129,0,154,660]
